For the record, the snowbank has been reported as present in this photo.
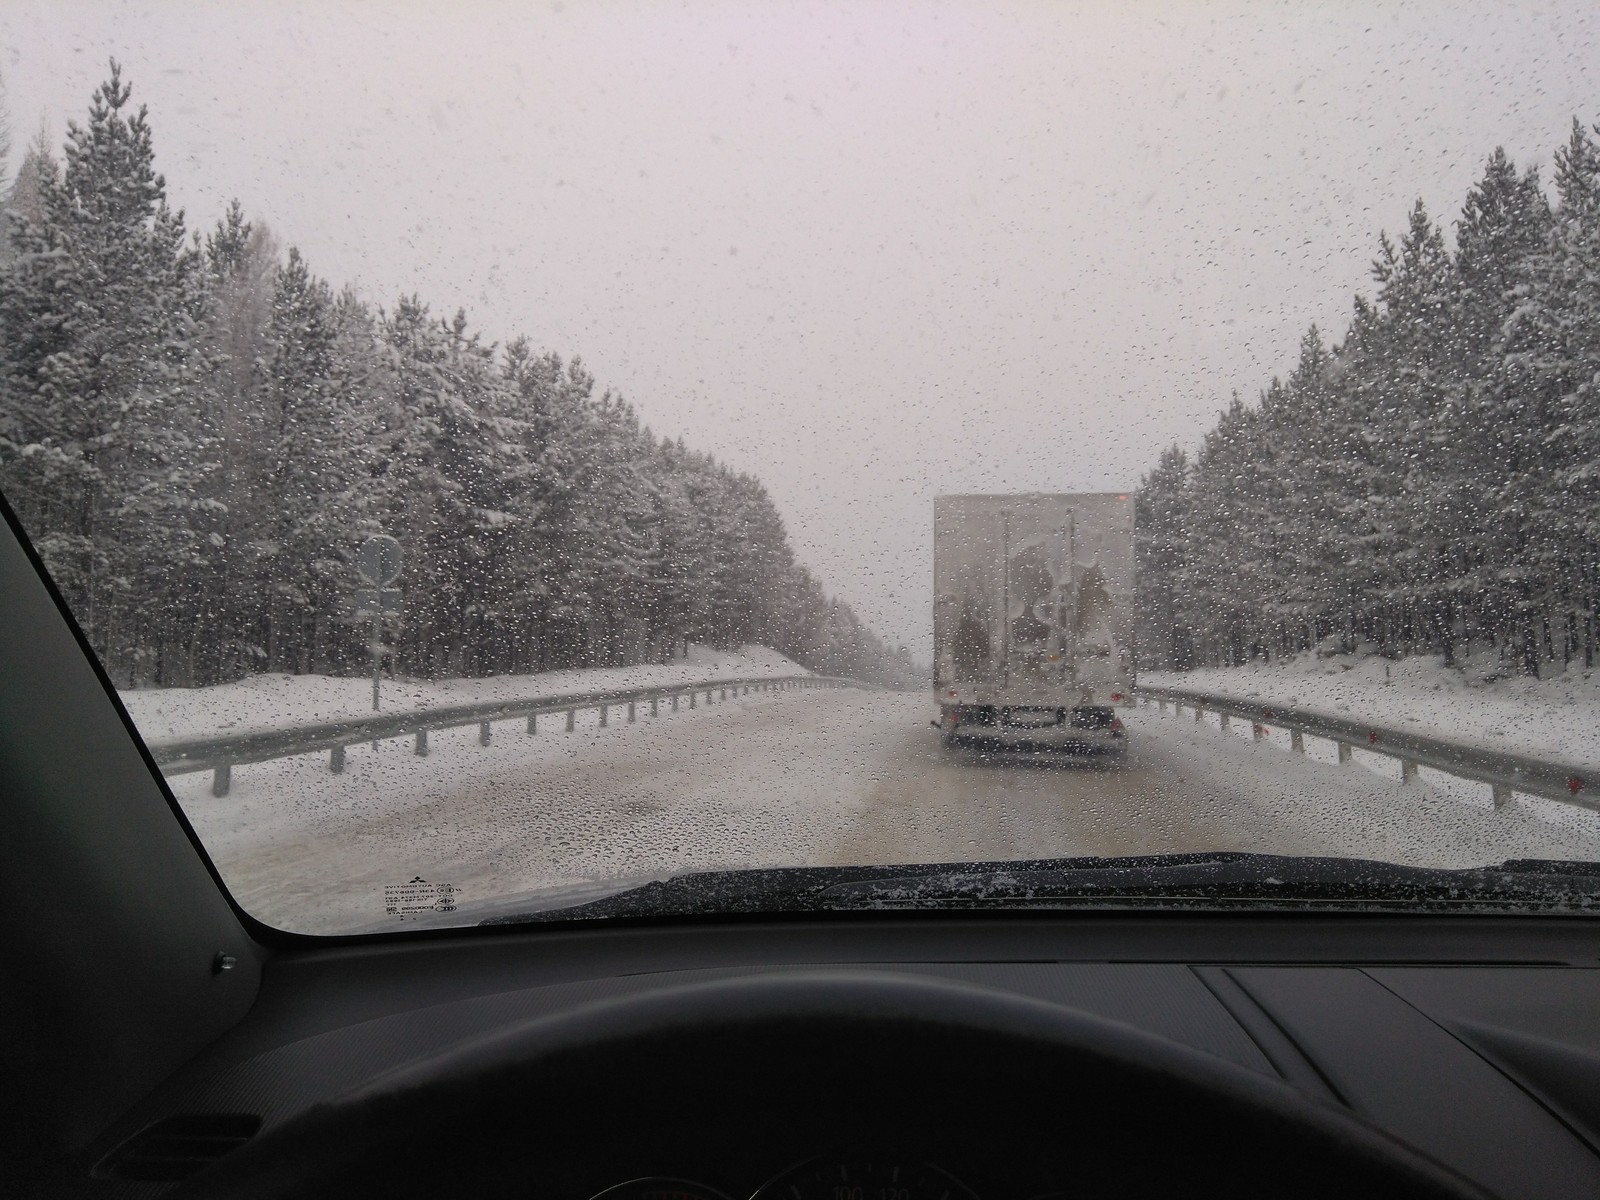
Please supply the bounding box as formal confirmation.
[121,644,810,745]
[1143,648,1600,771]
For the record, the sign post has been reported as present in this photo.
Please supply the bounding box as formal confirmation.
[356,536,403,711]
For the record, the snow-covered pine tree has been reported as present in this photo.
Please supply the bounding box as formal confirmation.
[1447,149,1552,663]
[1506,120,1600,669]
[1134,444,1190,670]
[0,61,217,682]
[369,299,530,677]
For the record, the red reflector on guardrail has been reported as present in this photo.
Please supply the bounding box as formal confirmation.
[1569,776,1585,794]
[1262,709,1276,720]
[1368,731,1380,744]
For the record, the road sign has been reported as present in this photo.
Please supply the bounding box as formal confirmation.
[353,588,403,618]
[357,535,402,586]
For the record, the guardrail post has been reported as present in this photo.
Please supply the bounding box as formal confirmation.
[720,686,727,701]
[689,691,696,709]
[330,744,346,773]
[705,689,713,705]
[673,694,680,711]
[1492,784,1512,809]
[479,722,492,746]
[1290,729,1304,754]
[1219,713,1230,732]
[599,704,608,728]
[415,729,428,756]
[211,764,231,797]
[651,697,659,717]
[1252,722,1265,743]
[566,708,577,732]
[627,701,636,723]
[1158,699,1166,714]
[527,713,537,735]
[1401,759,1418,784]
[1194,705,1204,723]
[1337,741,1351,764]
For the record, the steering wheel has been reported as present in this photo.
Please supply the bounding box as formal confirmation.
[181,970,1489,1199]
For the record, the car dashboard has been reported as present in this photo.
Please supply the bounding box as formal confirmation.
[66,913,1600,1200]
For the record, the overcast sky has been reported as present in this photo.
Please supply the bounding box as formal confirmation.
[5,0,1599,658]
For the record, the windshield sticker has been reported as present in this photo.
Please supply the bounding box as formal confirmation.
[384,877,459,918]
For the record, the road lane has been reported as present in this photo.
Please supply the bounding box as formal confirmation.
[832,698,1600,869]
[170,689,1600,934]
[827,725,1219,866]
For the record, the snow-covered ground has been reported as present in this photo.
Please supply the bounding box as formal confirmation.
[1143,647,1600,772]
[119,643,809,745]
[171,685,901,934]
[165,686,1600,935]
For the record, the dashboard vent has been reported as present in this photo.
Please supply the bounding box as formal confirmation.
[95,1113,262,1182]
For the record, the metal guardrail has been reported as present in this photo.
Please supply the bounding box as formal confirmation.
[148,674,860,797]
[1135,683,1594,812]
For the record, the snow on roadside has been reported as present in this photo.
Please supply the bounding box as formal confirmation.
[1142,647,1600,772]
[169,687,898,935]
[120,644,809,746]
[1131,705,1600,867]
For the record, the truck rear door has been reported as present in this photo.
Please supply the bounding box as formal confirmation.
[1000,504,1075,691]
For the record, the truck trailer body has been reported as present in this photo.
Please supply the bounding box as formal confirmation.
[933,492,1134,754]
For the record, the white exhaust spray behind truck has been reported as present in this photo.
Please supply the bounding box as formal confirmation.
[933,493,1135,754]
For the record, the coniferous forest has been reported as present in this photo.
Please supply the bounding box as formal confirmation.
[0,65,917,690]
[1137,120,1600,676]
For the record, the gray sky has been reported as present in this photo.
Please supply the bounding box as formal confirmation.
[5,0,1599,658]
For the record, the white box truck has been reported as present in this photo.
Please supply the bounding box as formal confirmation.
[933,493,1135,755]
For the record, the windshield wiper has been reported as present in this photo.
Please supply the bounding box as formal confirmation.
[477,852,1600,924]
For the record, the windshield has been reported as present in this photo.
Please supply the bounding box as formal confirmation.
[4,1,1600,934]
